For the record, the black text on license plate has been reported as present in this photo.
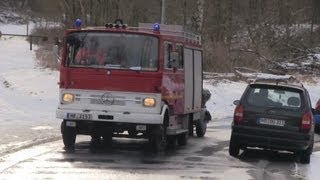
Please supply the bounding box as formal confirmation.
[259,118,285,126]
[68,113,92,120]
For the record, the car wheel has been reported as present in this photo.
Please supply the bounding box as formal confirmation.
[196,118,207,137]
[229,135,240,157]
[177,133,188,146]
[299,139,313,164]
[61,121,76,152]
[300,152,311,164]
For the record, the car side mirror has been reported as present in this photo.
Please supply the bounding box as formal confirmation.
[233,100,240,106]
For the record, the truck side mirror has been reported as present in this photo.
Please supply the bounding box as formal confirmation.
[53,45,61,62]
[168,52,179,70]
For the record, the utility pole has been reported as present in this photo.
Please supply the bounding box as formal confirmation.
[161,0,166,24]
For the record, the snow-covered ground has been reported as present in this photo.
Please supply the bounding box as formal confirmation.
[1,22,320,179]
[0,23,60,155]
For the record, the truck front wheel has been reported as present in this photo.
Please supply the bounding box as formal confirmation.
[61,120,77,152]
[149,125,166,153]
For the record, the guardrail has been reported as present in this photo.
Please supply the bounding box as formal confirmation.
[0,31,48,50]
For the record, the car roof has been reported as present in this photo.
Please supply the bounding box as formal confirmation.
[249,79,306,91]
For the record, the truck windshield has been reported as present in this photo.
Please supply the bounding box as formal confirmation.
[65,32,159,71]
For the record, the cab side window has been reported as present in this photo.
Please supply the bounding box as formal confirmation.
[164,42,173,69]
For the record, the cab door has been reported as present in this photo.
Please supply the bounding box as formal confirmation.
[162,42,184,114]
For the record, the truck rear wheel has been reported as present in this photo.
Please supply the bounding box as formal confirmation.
[188,115,194,136]
[196,118,207,137]
[61,120,77,152]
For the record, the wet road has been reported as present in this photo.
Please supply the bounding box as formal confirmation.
[0,118,319,180]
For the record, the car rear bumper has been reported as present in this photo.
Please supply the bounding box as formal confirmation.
[232,125,312,151]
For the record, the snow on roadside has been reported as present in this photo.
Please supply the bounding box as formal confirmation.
[0,24,60,154]
[204,80,247,120]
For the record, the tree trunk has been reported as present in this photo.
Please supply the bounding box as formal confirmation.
[196,0,204,33]
[226,0,233,49]
[183,0,187,27]
[310,0,317,45]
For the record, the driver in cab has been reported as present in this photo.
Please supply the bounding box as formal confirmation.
[74,37,105,65]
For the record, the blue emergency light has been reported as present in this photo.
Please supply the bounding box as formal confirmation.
[153,23,160,32]
[75,19,82,28]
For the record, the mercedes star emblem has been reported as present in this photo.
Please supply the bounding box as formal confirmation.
[101,93,114,105]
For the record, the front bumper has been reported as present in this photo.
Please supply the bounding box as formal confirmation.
[232,125,312,152]
[56,108,164,124]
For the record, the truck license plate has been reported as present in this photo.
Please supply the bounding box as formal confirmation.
[259,118,285,126]
[67,113,92,120]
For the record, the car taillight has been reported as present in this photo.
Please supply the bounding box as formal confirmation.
[301,112,312,132]
[234,105,244,125]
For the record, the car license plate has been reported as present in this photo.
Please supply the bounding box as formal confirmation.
[259,118,285,126]
[136,125,146,131]
[67,113,92,120]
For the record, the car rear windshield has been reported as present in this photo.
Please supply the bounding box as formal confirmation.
[245,85,305,109]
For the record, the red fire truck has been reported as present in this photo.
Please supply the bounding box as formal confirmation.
[56,19,211,152]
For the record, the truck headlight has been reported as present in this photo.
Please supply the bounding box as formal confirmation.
[143,97,156,107]
[62,93,74,103]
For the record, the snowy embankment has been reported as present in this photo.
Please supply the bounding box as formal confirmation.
[0,23,60,154]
